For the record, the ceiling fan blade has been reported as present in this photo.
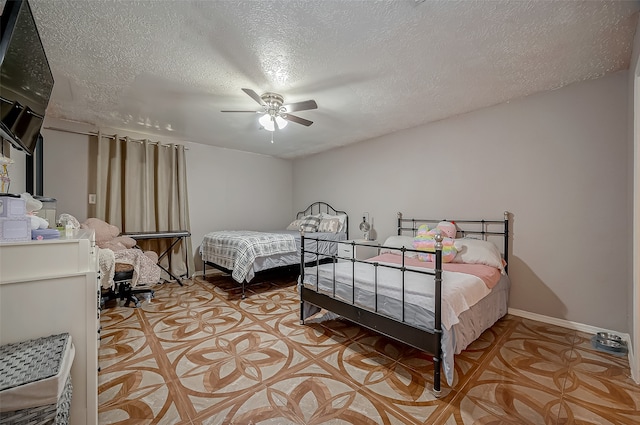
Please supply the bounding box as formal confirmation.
[242,88,266,106]
[283,113,313,126]
[220,110,261,113]
[283,99,318,113]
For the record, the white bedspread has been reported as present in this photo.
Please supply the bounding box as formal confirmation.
[201,231,297,282]
[302,260,491,330]
[301,258,502,385]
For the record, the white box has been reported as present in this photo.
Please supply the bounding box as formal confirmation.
[0,196,26,218]
[0,217,30,242]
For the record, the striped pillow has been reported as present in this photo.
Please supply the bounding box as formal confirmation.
[287,216,320,232]
[286,219,303,231]
[300,216,320,232]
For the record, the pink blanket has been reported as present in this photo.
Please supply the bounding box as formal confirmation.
[369,253,502,289]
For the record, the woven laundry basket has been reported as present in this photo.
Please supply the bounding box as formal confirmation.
[0,333,75,425]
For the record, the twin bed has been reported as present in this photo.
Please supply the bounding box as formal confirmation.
[200,203,510,394]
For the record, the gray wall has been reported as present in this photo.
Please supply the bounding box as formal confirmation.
[6,70,632,335]
[629,16,640,381]
[293,71,630,333]
[186,142,293,271]
[2,147,26,194]
[43,127,91,221]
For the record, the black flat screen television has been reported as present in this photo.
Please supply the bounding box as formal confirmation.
[0,0,54,155]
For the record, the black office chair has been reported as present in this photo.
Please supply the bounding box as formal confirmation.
[101,268,155,308]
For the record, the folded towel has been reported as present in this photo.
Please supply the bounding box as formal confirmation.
[31,229,60,240]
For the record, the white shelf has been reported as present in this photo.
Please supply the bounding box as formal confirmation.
[0,230,99,425]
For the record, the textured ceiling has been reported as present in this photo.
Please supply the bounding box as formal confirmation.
[18,0,640,158]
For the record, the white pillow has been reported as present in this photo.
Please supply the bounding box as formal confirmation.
[317,213,347,233]
[452,238,505,273]
[380,235,419,258]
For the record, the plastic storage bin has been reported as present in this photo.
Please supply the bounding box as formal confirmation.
[0,196,25,218]
[0,216,30,242]
[35,197,56,229]
[0,333,75,425]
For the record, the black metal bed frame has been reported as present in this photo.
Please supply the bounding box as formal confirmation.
[202,201,349,298]
[299,211,510,395]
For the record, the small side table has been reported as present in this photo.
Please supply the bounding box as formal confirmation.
[337,239,380,262]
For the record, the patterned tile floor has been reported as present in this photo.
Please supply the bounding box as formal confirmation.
[98,272,640,424]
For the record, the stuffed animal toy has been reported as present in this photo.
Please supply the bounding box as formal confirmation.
[81,217,162,290]
[80,218,156,262]
[81,218,117,243]
[20,192,49,230]
[434,221,457,239]
[412,221,458,262]
[58,213,80,229]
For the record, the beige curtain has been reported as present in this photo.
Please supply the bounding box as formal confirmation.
[95,132,193,280]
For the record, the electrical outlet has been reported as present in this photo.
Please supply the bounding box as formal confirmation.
[88,194,96,204]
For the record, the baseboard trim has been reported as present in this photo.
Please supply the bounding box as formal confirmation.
[508,308,634,379]
[629,345,638,384]
[192,270,224,278]
[508,308,626,336]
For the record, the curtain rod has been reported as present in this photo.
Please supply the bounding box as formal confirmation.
[43,126,188,149]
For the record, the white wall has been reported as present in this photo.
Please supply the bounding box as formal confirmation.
[35,119,293,271]
[293,71,630,333]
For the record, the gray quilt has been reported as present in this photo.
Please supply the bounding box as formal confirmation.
[201,230,297,282]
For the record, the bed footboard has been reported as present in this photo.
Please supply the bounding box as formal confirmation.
[299,231,444,396]
[300,286,443,395]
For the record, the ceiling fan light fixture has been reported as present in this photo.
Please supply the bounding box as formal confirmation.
[275,115,288,130]
[258,113,288,131]
[222,89,316,131]
[258,113,273,130]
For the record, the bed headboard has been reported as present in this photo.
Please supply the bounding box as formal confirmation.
[296,201,349,238]
[397,211,510,273]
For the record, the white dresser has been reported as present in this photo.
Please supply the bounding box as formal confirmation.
[0,229,99,425]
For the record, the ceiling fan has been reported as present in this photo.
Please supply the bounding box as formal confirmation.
[221,88,318,131]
